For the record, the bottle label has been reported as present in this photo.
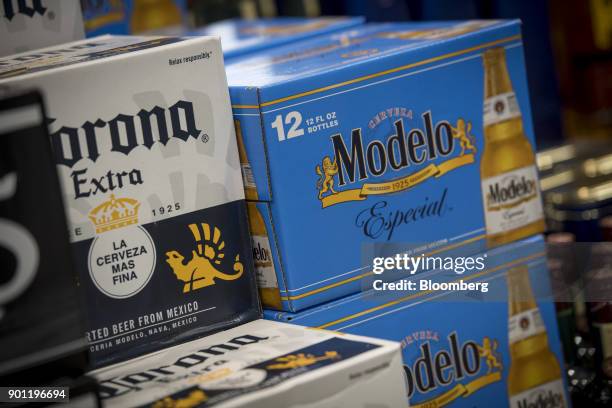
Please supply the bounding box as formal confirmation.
[509,308,545,344]
[509,379,567,408]
[241,163,256,189]
[252,234,278,289]
[484,91,521,126]
[482,165,543,235]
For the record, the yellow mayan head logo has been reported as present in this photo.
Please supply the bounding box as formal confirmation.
[166,223,244,293]
[88,194,140,233]
[266,351,340,370]
[151,389,207,408]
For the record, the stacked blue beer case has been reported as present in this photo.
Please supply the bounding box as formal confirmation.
[222,20,570,407]
[188,16,364,59]
[265,235,566,407]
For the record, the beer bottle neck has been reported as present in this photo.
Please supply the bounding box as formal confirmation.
[247,202,266,236]
[234,119,249,164]
[507,267,552,357]
[483,49,513,98]
[507,266,538,315]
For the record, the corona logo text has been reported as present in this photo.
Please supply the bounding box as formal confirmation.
[98,334,270,399]
[3,0,46,21]
[50,100,202,168]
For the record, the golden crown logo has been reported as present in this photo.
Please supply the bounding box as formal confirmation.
[88,194,140,233]
[151,389,207,408]
[166,223,244,293]
[266,351,340,370]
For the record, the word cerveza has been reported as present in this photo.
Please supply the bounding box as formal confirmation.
[372,254,486,275]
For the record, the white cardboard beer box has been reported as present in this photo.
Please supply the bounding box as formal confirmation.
[91,319,408,407]
[0,36,260,368]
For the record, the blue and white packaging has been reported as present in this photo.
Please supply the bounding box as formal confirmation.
[227,20,545,311]
[266,235,570,407]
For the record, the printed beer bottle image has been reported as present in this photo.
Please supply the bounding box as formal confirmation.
[130,0,182,33]
[507,266,567,408]
[481,47,545,247]
[246,202,282,309]
[235,119,258,201]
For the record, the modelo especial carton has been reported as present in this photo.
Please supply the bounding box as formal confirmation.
[187,16,364,59]
[227,20,545,312]
[0,36,259,368]
[266,235,570,408]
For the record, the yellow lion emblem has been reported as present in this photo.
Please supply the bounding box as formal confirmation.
[316,156,339,200]
[477,337,502,374]
[451,118,477,156]
[151,389,207,408]
[166,223,243,293]
[266,351,340,370]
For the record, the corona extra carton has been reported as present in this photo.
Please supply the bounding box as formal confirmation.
[187,17,364,59]
[0,0,85,57]
[266,235,570,407]
[90,319,408,407]
[227,20,545,311]
[0,36,260,368]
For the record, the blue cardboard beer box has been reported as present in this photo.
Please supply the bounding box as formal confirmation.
[265,235,571,407]
[187,17,364,59]
[227,20,546,312]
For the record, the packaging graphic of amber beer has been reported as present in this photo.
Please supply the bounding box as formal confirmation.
[266,235,570,407]
[227,20,545,312]
[90,319,408,407]
[481,47,544,247]
[0,36,259,368]
[506,266,567,407]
